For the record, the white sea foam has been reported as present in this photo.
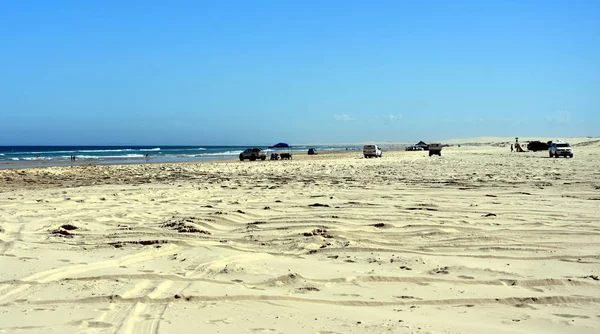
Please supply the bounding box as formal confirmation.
[140,148,160,152]
[197,151,242,156]
[20,157,53,161]
[77,149,129,153]
[173,148,207,151]
[29,150,77,154]
[60,154,145,159]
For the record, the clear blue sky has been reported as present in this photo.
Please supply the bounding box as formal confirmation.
[0,0,598,145]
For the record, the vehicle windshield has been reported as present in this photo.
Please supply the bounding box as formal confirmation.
[556,143,570,148]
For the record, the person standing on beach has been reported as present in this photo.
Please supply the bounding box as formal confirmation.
[510,144,514,152]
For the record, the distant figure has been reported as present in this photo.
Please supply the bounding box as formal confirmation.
[145,154,149,160]
[36,154,41,158]
[510,144,514,152]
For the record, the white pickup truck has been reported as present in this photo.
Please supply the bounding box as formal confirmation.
[363,145,382,158]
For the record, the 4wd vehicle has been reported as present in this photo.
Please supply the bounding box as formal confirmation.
[308,148,318,155]
[239,148,267,161]
[549,141,573,158]
[363,144,382,158]
[527,141,551,152]
[428,143,443,156]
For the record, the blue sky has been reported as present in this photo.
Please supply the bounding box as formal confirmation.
[0,0,598,145]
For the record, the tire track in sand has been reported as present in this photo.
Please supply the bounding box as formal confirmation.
[116,280,174,334]
[0,245,177,304]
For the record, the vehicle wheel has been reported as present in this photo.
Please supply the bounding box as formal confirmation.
[570,154,573,158]
[250,155,257,161]
[239,155,244,161]
[261,156,266,161]
[549,152,552,158]
[554,154,558,158]
[364,155,368,158]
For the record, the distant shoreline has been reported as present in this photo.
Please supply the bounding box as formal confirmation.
[0,149,365,170]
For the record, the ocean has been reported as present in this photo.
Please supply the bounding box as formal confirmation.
[0,145,361,169]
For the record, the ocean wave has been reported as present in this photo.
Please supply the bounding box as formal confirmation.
[14,157,53,161]
[17,149,131,154]
[77,149,132,153]
[61,154,145,159]
[171,147,207,151]
[196,150,242,156]
[27,150,78,154]
[139,148,160,152]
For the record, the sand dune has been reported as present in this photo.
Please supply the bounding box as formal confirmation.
[1,141,599,333]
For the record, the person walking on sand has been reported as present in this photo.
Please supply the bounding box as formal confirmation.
[510,144,514,152]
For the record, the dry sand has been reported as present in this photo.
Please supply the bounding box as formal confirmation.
[1,139,599,333]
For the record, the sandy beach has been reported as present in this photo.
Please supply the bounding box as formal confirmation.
[1,138,599,333]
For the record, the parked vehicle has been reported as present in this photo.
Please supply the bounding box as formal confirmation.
[363,145,382,158]
[428,143,443,156]
[549,141,573,158]
[527,141,551,152]
[239,148,267,161]
[308,148,318,155]
[405,145,424,151]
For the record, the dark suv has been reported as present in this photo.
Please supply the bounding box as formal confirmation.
[527,141,551,152]
[239,148,267,161]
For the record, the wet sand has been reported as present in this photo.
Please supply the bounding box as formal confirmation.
[0,139,599,333]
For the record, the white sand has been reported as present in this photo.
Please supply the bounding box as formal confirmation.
[1,138,599,333]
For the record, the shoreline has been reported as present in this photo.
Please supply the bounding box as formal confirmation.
[0,147,367,171]
[2,137,596,171]
[0,149,365,172]
[0,155,240,170]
